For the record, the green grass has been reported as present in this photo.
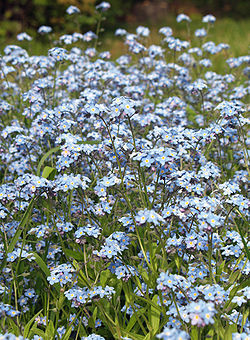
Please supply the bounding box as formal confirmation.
[100,14,250,75]
[1,14,249,64]
[103,14,250,58]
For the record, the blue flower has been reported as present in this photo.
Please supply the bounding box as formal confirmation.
[66,5,80,15]
[157,327,190,339]
[176,14,191,23]
[202,15,216,23]
[81,335,105,340]
[48,47,68,62]
[95,1,111,11]
[38,25,52,34]
[231,295,247,306]
[17,32,32,41]
[195,29,207,38]
[47,264,74,287]
[136,26,150,37]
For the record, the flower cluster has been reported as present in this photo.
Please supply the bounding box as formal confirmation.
[47,263,75,286]
[0,6,249,339]
[65,285,115,307]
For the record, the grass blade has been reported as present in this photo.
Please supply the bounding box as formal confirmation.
[37,146,60,176]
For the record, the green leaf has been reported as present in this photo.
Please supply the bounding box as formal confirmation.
[29,326,45,338]
[186,105,197,123]
[230,277,250,296]
[57,291,66,310]
[32,252,50,277]
[139,267,149,282]
[234,217,250,261]
[205,329,214,339]
[37,146,60,176]
[125,308,146,332]
[224,324,238,340]
[217,260,226,277]
[45,320,55,340]
[3,196,35,263]
[64,248,84,261]
[135,294,162,311]
[228,269,241,285]
[174,254,181,272]
[62,327,73,340]
[88,307,98,328]
[123,331,145,340]
[213,319,225,338]
[190,327,199,340]
[100,269,111,286]
[242,309,249,330]
[7,318,19,335]
[150,295,161,335]
[125,313,138,333]
[31,252,60,293]
[78,140,101,145]
[42,166,57,180]
[225,277,250,311]
[23,309,43,338]
[72,260,89,287]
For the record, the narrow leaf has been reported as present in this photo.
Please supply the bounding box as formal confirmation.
[32,252,50,277]
[37,146,60,176]
[29,326,45,338]
[42,166,56,180]
[224,324,238,340]
[62,327,72,340]
[6,197,35,255]
[78,140,101,145]
[45,320,55,340]
[23,309,43,338]
[64,248,84,261]
[150,295,161,335]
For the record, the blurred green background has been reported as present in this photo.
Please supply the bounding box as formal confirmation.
[0,0,249,58]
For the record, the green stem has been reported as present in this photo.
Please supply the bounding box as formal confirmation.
[99,115,152,271]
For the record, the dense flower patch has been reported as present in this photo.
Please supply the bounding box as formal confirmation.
[0,3,249,340]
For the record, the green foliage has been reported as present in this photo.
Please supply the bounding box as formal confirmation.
[37,146,60,176]
[23,310,43,338]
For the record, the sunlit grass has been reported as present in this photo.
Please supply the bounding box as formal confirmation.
[103,14,250,58]
[1,14,249,68]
